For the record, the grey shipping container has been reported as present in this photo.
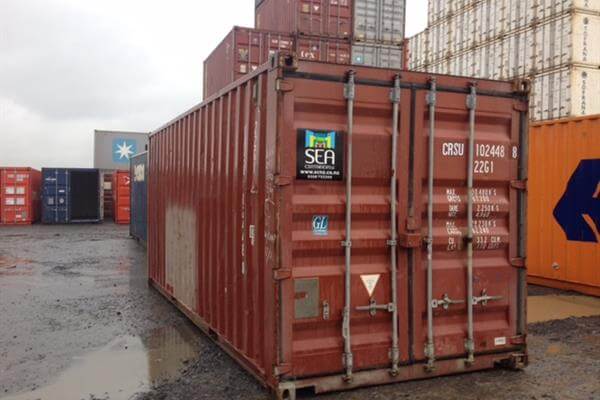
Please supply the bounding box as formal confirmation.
[130,152,147,245]
[41,168,103,224]
[354,0,406,44]
[94,130,149,171]
[352,42,404,68]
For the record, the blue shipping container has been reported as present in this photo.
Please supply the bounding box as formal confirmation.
[41,168,102,224]
[130,153,147,244]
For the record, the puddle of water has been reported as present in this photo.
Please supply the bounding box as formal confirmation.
[528,295,600,323]
[2,325,199,400]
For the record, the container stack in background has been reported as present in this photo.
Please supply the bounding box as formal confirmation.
[203,0,407,99]
[407,0,600,121]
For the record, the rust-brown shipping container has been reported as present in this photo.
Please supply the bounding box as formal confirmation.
[149,56,529,398]
[203,27,350,99]
[0,167,42,225]
[256,0,352,39]
[528,115,600,297]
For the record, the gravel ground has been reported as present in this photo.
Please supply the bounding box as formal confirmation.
[0,224,598,400]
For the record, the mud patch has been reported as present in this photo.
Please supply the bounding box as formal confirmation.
[46,265,83,278]
[528,295,600,323]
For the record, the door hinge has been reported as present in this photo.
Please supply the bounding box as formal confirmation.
[511,257,526,269]
[274,175,292,187]
[509,335,527,345]
[273,269,292,281]
[276,79,294,92]
[511,179,527,191]
[274,363,292,376]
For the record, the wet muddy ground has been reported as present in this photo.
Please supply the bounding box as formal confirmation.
[1,224,599,400]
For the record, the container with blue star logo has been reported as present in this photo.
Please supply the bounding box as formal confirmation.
[112,139,137,163]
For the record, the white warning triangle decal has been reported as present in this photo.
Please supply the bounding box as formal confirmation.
[360,274,381,297]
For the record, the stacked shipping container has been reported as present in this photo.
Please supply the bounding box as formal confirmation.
[351,0,405,69]
[407,0,600,121]
[203,1,407,98]
[0,168,41,225]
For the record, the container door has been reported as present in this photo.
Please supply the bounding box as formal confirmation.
[411,84,524,366]
[1,169,31,223]
[42,170,69,223]
[115,172,131,224]
[298,0,323,36]
[283,74,409,379]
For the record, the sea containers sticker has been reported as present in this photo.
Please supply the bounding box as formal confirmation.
[296,129,344,181]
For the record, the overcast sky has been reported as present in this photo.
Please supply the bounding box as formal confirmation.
[0,0,427,168]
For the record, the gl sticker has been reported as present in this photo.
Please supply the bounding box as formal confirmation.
[312,215,329,236]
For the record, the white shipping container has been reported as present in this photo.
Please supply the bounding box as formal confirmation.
[530,65,600,121]
[407,30,430,69]
[351,42,404,68]
[353,0,406,44]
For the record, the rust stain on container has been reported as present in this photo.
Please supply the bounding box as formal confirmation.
[149,56,528,397]
[0,167,42,225]
[528,115,600,297]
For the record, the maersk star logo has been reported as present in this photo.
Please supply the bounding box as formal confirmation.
[112,139,137,163]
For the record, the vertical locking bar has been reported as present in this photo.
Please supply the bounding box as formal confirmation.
[389,74,401,376]
[342,70,356,382]
[465,84,477,365]
[425,79,437,372]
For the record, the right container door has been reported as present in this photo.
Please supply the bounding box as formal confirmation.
[410,85,524,363]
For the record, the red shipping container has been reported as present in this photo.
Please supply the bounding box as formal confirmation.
[0,168,42,225]
[150,56,529,398]
[256,0,353,39]
[112,170,131,225]
[203,27,350,99]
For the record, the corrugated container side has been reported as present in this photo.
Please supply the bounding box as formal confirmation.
[0,168,42,225]
[149,57,528,397]
[130,153,148,244]
[256,0,353,39]
[528,115,600,296]
[112,170,131,225]
[353,0,406,44]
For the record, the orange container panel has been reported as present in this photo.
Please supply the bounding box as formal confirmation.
[112,170,131,224]
[528,115,600,296]
[0,168,42,225]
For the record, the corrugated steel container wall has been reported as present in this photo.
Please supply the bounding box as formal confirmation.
[41,168,102,224]
[255,0,353,39]
[528,115,600,296]
[353,0,406,44]
[130,152,148,244]
[351,42,403,68]
[203,27,350,99]
[0,168,41,225]
[112,170,131,225]
[149,57,528,397]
